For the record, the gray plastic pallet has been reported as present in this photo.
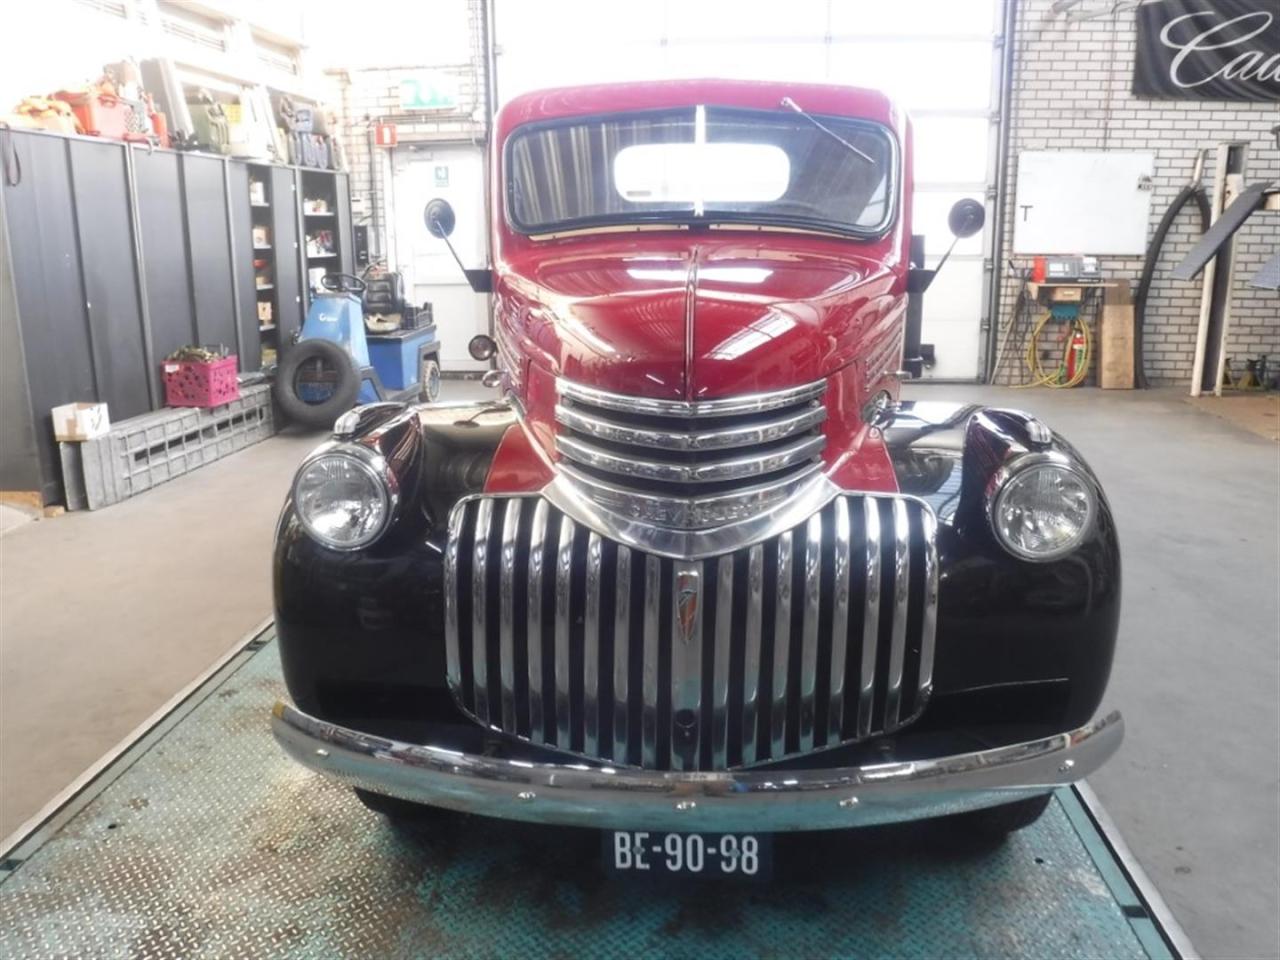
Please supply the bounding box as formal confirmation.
[60,385,275,510]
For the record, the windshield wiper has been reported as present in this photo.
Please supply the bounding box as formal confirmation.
[780,97,875,164]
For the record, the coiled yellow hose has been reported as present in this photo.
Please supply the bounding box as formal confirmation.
[1015,308,1093,389]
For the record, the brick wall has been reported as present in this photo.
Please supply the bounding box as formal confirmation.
[991,0,1278,386]
[321,0,489,261]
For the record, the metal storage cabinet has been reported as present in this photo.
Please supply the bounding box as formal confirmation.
[2,133,99,505]
[133,148,197,402]
[67,140,152,420]
[227,163,260,372]
[269,165,303,342]
[181,153,238,351]
[0,126,353,505]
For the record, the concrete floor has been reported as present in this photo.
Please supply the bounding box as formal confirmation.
[1,383,1276,958]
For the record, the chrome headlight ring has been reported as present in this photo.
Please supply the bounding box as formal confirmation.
[292,443,400,551]
[986,450,1096,562]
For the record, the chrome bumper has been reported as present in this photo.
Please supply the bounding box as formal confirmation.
[271,703,1124,832]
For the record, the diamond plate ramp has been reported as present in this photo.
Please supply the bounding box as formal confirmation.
[0,632,1166,960]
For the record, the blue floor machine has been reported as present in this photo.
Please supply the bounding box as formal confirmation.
[273,273,441,428]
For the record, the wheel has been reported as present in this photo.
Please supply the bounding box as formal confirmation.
[273,338,360,429]
[419,355,441,403]
[949,794,1052,839]
[354,788,458,824]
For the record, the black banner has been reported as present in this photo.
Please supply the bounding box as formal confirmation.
[1133,0,1280,102]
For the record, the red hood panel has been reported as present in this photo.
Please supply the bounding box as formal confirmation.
[502,236,898,401]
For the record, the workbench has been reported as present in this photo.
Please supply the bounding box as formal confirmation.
[0,627,1194,959]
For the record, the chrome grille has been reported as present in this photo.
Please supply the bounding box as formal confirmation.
[444,494,938,772]
[553,378,828,529]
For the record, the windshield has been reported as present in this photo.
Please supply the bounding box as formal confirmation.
[506,105,896,238]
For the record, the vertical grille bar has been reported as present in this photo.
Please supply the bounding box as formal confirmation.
[798,513,822,752]
[742,543,764,764]
[919,510,939,699]
[857,498,881,738]
[583,531,603,754]
[553,516,575,747]
[526,500,548,742]
[885,499,911,728]
[641,554,661,768]
[828,498,851,741]
[471,499,493,724]
[711,555,733,768]
[443,504,463,694]
[612,545,632,762]
[444,494,938,773]
[770,530,793,758]
[670,560,703,771]
[498,500,521,732]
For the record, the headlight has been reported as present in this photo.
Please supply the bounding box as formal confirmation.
[989,455,1095,561]
[293,450,397,550]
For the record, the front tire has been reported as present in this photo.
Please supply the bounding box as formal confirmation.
[354,788,457,825]
[950,794,1052,839]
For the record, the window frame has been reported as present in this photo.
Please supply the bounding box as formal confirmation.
[502,105,900,241]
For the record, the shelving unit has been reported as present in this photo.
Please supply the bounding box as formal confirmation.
[247,166,280,370]
[300,169,344,299]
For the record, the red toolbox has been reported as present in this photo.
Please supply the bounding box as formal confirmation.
[53,91,132,139]
[163,357,240,408]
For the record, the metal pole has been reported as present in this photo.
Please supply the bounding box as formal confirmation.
[983,0,1019,383]
[222,157,246,363]
[123,144,159,408]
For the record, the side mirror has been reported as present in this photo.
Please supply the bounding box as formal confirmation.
[422,197,493,294]
[424,198,456,238]
[908,197,986,295]
[947,198,985,239]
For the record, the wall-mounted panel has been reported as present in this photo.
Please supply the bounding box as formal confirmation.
[1013,151,1156,256]
[68,139,150,420]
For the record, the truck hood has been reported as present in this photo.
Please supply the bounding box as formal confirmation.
[509,238,899,401]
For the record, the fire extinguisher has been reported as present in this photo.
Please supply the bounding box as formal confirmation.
[1065,325,1087,383]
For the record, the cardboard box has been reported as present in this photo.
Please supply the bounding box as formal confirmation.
[1100,283,1135,390]
[52,402,110,441]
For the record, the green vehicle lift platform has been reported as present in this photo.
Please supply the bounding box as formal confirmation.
[0,625,1196,960]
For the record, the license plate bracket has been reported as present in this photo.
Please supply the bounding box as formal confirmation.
[603,830,773,880]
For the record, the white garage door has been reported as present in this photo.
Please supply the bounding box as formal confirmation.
[392,145,491,372]
[494,0,1002,380]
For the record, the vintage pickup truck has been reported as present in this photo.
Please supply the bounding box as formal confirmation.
[271,79,1122,877]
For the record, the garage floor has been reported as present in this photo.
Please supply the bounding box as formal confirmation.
[1,383,1276,958]
[0,629,1175,960]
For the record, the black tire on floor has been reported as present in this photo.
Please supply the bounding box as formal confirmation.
[274,339,360,429]
[354,788,457,824]
[950,794,1053,839]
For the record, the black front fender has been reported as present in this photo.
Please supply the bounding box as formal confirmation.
[884,402,1120,730]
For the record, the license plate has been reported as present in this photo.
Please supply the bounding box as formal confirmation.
[604,830,773,879]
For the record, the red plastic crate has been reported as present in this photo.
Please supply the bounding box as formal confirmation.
[53,91,132,139]
[163,357,240,408]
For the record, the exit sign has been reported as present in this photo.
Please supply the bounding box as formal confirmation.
[398,72,459,112]
[374,123,398,147]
